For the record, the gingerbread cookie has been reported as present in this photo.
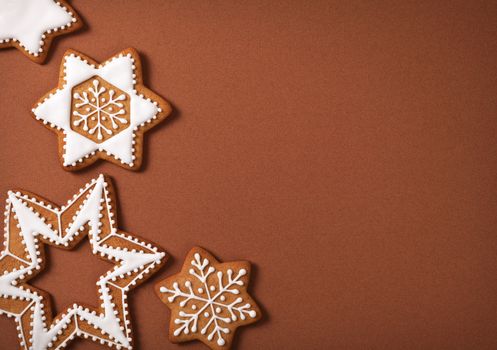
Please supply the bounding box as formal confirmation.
[32,48,172,171]
[155,247,261,349]
[0,174,167,349]
[0,0,82,64]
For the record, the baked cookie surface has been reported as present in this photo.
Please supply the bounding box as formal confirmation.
[155,247,261,350]
[0,175,167,349]
[33,48,172,171]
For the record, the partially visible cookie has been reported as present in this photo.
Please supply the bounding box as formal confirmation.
[32,48,172,171]
[0,174,167,349]
[0,0,82,64]
[155,247,261,350]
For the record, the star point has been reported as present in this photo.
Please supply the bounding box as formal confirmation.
[0,0,82,63]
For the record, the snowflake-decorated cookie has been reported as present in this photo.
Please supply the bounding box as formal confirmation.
[0,175,167,349]
[0,0,82,64]
[155,247,261,350]
[32,48,172,171]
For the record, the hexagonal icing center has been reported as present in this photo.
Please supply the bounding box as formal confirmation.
[70,76,130,143]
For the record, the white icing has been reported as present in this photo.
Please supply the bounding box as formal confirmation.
[160,252,257,346]
[0,175,166,350]
[0,0,76,55]
[33,51,160,168]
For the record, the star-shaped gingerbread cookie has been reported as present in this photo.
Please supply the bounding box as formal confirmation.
[0,0,82,64]
[155,247,261,350]
[0,175,167,349]
[32,48,172,171]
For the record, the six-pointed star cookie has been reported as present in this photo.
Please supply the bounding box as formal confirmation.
[0,0,82,64]
[155,247,261,350]
[32,48,172,171]
[0,175,167,350]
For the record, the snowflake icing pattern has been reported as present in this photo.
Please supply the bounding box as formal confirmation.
[71,78,129,141]
[160,252,258,346]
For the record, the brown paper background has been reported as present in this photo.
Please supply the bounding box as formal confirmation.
[1,1,497,349]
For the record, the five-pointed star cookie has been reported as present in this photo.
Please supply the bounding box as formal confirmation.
[0,0,82,64]
[32,48,172,171]
[0,175,167,349]
[155,247,261,350]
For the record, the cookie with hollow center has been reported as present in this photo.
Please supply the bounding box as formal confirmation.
[32,48,172,171]
[0,0,82,64]
[155,247,262,350]
[0,174,167,349]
